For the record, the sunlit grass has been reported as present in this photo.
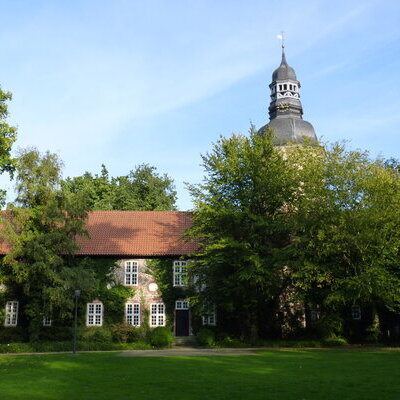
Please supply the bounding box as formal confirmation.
[0,349,399,400]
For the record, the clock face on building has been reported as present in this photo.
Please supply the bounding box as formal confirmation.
[148,283,158,292]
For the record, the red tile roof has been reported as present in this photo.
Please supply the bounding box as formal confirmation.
[0,210,197,257]
[76,210,196,256]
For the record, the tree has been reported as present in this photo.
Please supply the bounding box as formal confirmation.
[285,143,400,338]
[187,127,299,340]
[384,157,400,174]
[61,165,114,210]
[1,148,97,339]
[0,86,18,204]
[62,164,177,211]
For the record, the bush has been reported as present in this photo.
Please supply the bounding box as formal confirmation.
[219,336,247,348]
[149,327,173,348]
[0,327,27,343]
[322,335,348,347]
[78,326,112,343]
[0,341,152,353]
[110,324,138,343]
[366,322,381,343]
[196,328,216,347]
[37,326,72,342]
[315,313,344,338]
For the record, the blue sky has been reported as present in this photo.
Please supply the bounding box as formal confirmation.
[1,0,400,210]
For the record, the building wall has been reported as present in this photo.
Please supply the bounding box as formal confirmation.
[113,258,163,306]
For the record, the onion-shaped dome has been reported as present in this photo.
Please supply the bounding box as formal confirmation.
[259,44,317,145]
[272,51,297,81]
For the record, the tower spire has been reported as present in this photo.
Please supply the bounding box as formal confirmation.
[277,31,287,65]
[257,37,317,145]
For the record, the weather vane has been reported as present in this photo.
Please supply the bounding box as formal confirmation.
[276,31,285,49]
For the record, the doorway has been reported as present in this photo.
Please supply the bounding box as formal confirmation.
[175,300,190,336]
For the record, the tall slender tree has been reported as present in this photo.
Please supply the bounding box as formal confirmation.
[0,86,18,204]
[2,149,96,339]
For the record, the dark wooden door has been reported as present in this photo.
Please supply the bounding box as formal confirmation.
[175,310,189,336]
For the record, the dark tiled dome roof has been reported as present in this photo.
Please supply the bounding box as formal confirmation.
[272,51,297,81]
[259,118,317,145]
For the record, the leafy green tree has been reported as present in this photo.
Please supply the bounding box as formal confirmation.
[285,143,400,336]
[61,165,114,210]
[187,127,299,340]
[384,157,400,173]
[62,164,177,211]
[112,164,177,211]
[0,87,18,204]
[1,148,97,339]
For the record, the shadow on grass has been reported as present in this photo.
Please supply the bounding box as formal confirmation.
[0,350,399,400]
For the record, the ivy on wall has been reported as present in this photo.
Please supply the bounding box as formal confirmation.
[146,258,203,331]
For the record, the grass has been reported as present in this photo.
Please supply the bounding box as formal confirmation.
[0,349,399,399]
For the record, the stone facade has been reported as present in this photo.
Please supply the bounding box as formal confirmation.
[113,259,163,306]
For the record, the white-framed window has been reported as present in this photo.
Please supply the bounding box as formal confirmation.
[124,261,138,286]
[202,312,216,326]
[173,261,188,287]
[175,300,189,310]
[202,305,216,326]
[150,303,165,327]
[126,303,140,326]
[87,302,103,326]
[42,316,52,327]
[310,310,320,321]
[351,305,361,320]
[4,301,18,326]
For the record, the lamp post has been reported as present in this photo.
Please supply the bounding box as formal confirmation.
[73,289,81,354]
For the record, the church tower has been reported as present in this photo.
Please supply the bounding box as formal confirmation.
[259,40,317,144]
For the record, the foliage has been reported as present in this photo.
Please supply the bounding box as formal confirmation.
[0,86,18,205]
[1,148,95,339]
[366,315,381,343]
[98,285,135,325]
[384,157,400,173]
[62,163,177,211]
[146,258,192,327]
[322,335,349,347]
[312,312,344,339]
[196,327,216,347]
[110,323,138,343]
[149,326,173,348]
[285,142,400,333]
[0,341,151,353]
[78,326,113,343]
[0,327,27,343]
[218,336,249,348]
[186,126,300,340]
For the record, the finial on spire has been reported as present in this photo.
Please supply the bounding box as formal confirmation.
[276,31,287,65]
[277,31,285,49]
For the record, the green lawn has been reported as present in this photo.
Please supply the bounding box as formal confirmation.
[0,349,399,400]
